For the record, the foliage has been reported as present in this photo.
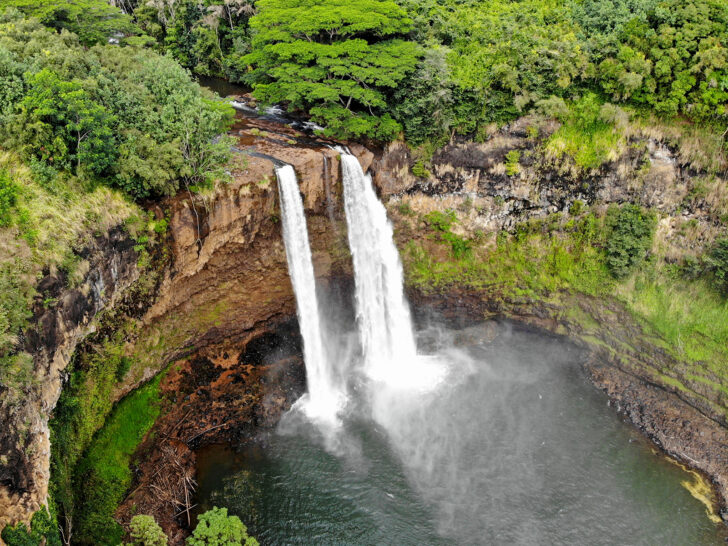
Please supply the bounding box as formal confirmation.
[706,238,728,294]
[424,209,456,232]
[242,0,420,140]
[128,515,168,546]
[545,93,625,169]
[0,168,18,226]
[1,506,61,546]
[121,0,728,148]
[444,1,586,129]
[0,12,234,199]
[65,370,164,545]
[49,326,142,546]
[596,0,728,121]
[505,150,521,176]
[411,160,431,179]
[2,0,139,45]
[0,151,137,393]
[404,209,728,369]
[13,69,117,174]
[187,507,258,546]
[605,204,657,278]
[133,0,256,81]
[391,46,454,145]
[424,209,471,258]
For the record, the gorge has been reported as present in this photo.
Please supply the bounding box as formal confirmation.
[1,2,728,544]
[1,97,727,545]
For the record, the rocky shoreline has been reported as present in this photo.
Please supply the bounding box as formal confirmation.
[409,288,728,524]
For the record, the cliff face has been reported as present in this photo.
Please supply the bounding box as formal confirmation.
[0,229,140,530]
[0,117,363,531]
[2,112,726,533]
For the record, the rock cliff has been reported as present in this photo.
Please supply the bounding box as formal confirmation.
[2,111,726,536]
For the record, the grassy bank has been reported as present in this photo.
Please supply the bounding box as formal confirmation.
[72,372,167,544]
[402,207,728,408]
[0,152,139,395]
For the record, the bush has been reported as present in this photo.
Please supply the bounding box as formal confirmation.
[706,238,728,294]
[0,169,18,227]
[1,506,61,546]
[424,209,456,232]
[605,204,656,278]
[128,515,167,546]
[187,507,258,546]
[505,150,521,176]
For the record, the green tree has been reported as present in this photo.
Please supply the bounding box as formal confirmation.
[2,0,138,45]
[14,69,117,175]
[186,507,258,546]
[0,44,25,121]
[128,515,168,546]
[243,0,420,140]
[115,130,185,200]
[605,204,657,278]
[596,0,728,121]
[392,45,455,145]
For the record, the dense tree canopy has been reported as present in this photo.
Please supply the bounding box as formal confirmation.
[0,11,234,199]
[2,0,139,45]
[242,0,421,139]
[597,0,728,120]
[117,0,728,147]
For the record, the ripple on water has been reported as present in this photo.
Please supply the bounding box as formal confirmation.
[195,325,726,546]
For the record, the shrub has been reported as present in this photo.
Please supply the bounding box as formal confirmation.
[128,515,167,546]
[706,238,728,295]
[411,161,431,179]
[1,506,61,546]
[0,169,18,227]
[397,202,414,216]
[569,200,585,216]
[505,150,521,176]
[443,231,472,259]
[424,209,456,232]
[605,204,656,278]
[187,507,258,546]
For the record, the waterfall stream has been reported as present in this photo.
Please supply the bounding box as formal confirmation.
[276,154,443,430]
[339,152,444,393]
[275,165,342,425]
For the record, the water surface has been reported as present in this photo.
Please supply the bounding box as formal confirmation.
[196,324,724,545]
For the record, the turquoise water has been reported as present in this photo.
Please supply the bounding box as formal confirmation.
[196,325,725,545]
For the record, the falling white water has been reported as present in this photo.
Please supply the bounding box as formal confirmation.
[276,165,342,426]
[339,153,445,393]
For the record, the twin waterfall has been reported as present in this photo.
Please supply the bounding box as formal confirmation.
[276,153,441,428]
[276,165,343,424]
[339,155,420,386]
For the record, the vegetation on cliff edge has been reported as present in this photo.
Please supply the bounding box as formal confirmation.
[402,205,728,404]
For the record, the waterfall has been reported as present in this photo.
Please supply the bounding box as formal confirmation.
[276,165,342,425]
[339,153,443,391]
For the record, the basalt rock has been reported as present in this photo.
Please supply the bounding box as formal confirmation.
[0,228,140,531]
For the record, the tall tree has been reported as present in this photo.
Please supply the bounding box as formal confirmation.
[14,69,117,175]
[243,0,420,140]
